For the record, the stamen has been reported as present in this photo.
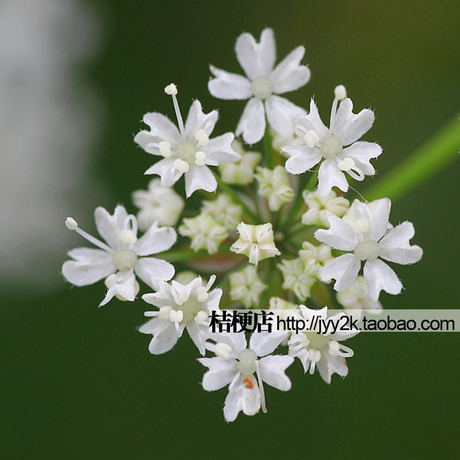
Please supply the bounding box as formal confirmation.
[65,217,78,230]
[334,85,347,101]
[195,129,209,146]
[173,159,190,173]
[164,83,186,139]
[194,310,209,325]
[159,141,172,158]
[354,218,370,234]
[65,217,112,252]
[195,286,208,302]
[328,340,341,356]
[347,167,365,181]
[194,151,207,166]
[304,130,320,148]
[205,275,216,291]
[337,157,355,171]
[215,342,232,359]
[330,85,347,132]
[159,306,173,320]
[255,361,267,413]
[169,309,184,323]
[104,274,117,288]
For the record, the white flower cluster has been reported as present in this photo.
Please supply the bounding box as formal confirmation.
[62,28,423,422]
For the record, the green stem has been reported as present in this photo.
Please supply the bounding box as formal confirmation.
[364,113,460,202]
[263,124,273,169]
[214,173,258,223]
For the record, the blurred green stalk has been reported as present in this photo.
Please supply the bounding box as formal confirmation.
[364,113,460,202]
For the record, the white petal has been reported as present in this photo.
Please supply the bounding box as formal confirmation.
[320,254,361,292]
[379,222,423,265]
[62,248,113,286]
[135,224,176,256]
[199,357,237,391]
[270,46,310,94]
[208,66,252,100]
[210,330,247,354]
[318,159,349,197]
[364,259,402,301]
[187,322,209,356]
[203,132,240,164]
[140,112,181,143]
[284,146,322,174]
[258,355,294,391]
[99,271,137,306]
[265,95,305,137]
[343,141,382,164]
[236,98,265,145]
[250,331,288,357]
[144,157,178,187]
[135,258,175,289]
[317,353,348,384]
[94,206,127,249]
[315,215,358,251]
[235,28,275,80]
[334,98,374,145]
[184,165,217,197]
[139,318,180,355]
[301,100,329,140]
[184,100,218,139]
[367,198,391,241]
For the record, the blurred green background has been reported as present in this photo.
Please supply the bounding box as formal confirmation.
[1,0,459,458]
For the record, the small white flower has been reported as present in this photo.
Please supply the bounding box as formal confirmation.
[283,85,382,197]
[200,194,242,231]
[315,198,423,301]
[218,140,262,185]
[132,178,185,230]
[199,331,294,422]
[229,265,267,308]
[301,189,350,228]
[278,257,316,301]
[298,241,334,277]
[287,305,359,383]
[140,276,222,355]
[230,222,281,265]
[208,28,311,144]
[62,206,176,306]
[179,213,228,255]
[337,276,383,320]
[134,83,240,197]
[254,166,295,211]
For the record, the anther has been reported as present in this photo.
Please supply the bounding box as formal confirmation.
[195,129,209,146]
[173,159,190,173]
[328,340,341,356]
[159,306,173,320]
[164,83,178,95]
[194,151,206,166]
[337,157,355,171]
[194,310,208,325]
[334,85,347,101]
[215,342,232,359]
[195,286,208,302]
[354,218,369,234]
[304,130,320,148]
[169,309,184,323]
[65,217,78,230]
[159,141,172,158]
[119,230,137,245]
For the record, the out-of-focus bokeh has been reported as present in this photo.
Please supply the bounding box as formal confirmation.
[1,0,459,458]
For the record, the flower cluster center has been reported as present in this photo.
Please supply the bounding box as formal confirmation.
[320,135,343,159]
[111,249,138,271]
[236,348,258,375]
[354,240,381,261]
[251,76,273,100]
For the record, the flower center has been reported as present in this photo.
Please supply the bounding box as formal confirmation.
[111,249,138,271]
[320,135,343,159]
[251,76,273,100]
[176,141,198,163]
[236,348,258,376]
[354,240,381,261]
[177,297,203,323]
[305,331,328,349]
